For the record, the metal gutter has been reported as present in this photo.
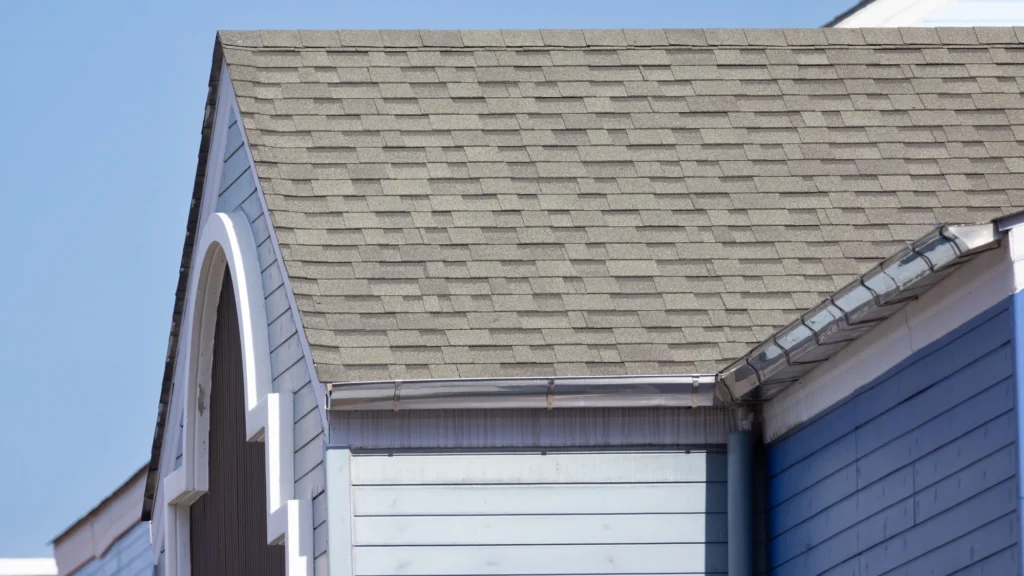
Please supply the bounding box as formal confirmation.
[717,222,1003,405]
[327,374,717,411]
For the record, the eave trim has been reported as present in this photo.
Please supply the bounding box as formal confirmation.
[328,374,718,411]
[717,221,1004,405]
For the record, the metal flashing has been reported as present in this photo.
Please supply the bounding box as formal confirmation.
[327,374,718,411]
[717,222,1004,404]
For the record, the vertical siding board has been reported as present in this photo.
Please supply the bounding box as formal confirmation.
[188,274,285,576]
[765,299,1019,575]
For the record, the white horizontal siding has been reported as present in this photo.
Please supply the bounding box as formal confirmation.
[353,514,715,545]
[353,483,720,515]
[329,407,733,449]
[353,451,719,485]
[352,544,720,576]
[346,450,727,576]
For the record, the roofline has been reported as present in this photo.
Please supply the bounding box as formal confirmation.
[717,218,1014,404]
[824,0,880,26]
[142,35,226,521]
[328,374,718,411]
[52,465,148,544]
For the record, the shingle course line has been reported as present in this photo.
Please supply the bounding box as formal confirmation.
[219,28,1024,382]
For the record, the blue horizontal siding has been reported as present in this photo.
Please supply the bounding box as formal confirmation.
[765,298,1020,575]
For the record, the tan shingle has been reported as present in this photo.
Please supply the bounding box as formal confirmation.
[217,28,1024,383]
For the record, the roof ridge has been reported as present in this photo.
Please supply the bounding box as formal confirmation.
[217,27,1024,51]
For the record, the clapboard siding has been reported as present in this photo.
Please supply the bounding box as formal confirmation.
[764,299,1019,575]
[70,522,152,576]
[218,111,328,573]
[921,0,1024,25]
[348,450,728,576]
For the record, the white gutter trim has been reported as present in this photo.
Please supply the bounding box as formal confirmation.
[327,374,718,411]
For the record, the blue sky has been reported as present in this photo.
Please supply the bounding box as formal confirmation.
[0,0,853,557]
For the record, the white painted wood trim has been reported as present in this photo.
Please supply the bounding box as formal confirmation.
[833,0,957,26]
[150,58,237,565]
[164,210,312,575]
[222,64,330,435]
[326,449,354,576]
[0,559,57,576]
[763,243,1013,441]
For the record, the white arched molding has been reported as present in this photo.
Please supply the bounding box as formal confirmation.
[161,211,313,576]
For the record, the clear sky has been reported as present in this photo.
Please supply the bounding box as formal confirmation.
[0,0,854,557]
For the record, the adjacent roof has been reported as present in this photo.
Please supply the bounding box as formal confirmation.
[52,466,146,575]
[147,26,1024,514]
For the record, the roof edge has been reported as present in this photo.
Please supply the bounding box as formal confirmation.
[52,465,148,545]
[328,374,718,410]
[717,219,1007,404]
[142,34,226,521]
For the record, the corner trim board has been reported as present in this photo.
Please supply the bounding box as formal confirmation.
[325,449,354,576]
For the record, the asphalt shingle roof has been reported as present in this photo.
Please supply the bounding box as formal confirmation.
[219,28,1024,384]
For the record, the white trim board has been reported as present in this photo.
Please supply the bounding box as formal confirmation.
[150,58,237,566]
[833,0,957,26]
[0,559,57,576]
[162,211,313,576]
[763,242,1013,442]
[153,58,314,576]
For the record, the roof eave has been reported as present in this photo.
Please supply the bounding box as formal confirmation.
[328,374,719,410]
[717,220,1005,405]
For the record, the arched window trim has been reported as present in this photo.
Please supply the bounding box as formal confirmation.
[161,210,313,576]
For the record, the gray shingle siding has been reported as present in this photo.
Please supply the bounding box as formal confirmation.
[763,298,1019,575]
[220,28,1024,386]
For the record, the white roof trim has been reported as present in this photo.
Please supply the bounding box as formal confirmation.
[762,242,1012,441]
[0,559,57,576]
[833,0,956,26]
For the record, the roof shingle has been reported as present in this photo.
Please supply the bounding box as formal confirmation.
[220,28,1024,382]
